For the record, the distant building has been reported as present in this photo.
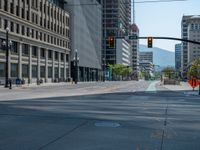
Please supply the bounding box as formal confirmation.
[139,61,154,78]
[102,0,131,65]
[116,39,131,66]
[181,15,200,77]
[139,52,153,63]
[130,24,139,79]
[175,44,182,71]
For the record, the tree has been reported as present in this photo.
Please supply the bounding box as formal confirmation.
[187,58,200,79]
[108,64,132,80]
[162,67,176,79]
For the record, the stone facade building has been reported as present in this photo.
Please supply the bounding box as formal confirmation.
[0,0,70,84]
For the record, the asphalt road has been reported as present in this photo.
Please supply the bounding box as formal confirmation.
[0,81,199,150]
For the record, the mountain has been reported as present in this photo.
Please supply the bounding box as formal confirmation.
[139,44,175,68]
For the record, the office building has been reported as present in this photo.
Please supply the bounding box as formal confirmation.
[102,0,131,65]
[175,43,182,71]
[139,52,153,63]
[116,39,131,66]
[0,0,70,84]
[130,23,139,79]
[65,0,102,82]
[181,15,200,77]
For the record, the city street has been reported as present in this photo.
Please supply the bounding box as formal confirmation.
[0,81,200,150]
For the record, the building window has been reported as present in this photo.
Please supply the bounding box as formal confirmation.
[4,19,8,29]
[16,24,19,34]
[32,29,34,38]
[48,50,52,59]
[48,67,52,78]
[11,63,18,77]
[22,64,29,78]
[40,66,45,78]
[21,26,25,35]
[22,8,25,18]
[32,46,37,57]
[10,2,14,14]
[54,67,59,78]
[36,31,38,39]
[22,44,29,56]
[66,54,69,62]
[12,41,18,54]
[44,34,46,42]
[61,68,64,78]
[32,65,37,78]
[55,51,58,60]
[40,48,45,58]
[26,27,30,36]
[0,63,5,77]
[40,32,42,40]
[10,22,14,32]
[16,5,19,16]
[4,0,7,11]
[61,53,64,61]
[26,10,30,20]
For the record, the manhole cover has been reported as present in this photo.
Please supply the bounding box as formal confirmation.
[95,121,120,128]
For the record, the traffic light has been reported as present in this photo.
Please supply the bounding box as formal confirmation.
[147,37,153,48]
[108,36,115,48]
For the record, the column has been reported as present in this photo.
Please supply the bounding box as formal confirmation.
[28,45,32,83]
[37,47,40,80]
[45,49,48,82]
[18,42,22,79]
[13,0,16,16]
[58,52,61,79]
[64,53,67,81]
[52,50,55,81]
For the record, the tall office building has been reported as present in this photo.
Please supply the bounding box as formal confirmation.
[130,23,139,79]
[181,15,200,77]
[0,0,70,84]
[175,43,182,71]
[65,0,102,82]
[102,0,131,65]
[116,39,131,66]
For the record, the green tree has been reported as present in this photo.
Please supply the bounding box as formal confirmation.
[162,67,176,79]
[108,64,132,80]
[187,58,200,79]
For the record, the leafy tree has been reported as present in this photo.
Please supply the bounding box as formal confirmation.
[187,58,200,79]
[162,67,176,79]
[108,64,132,80]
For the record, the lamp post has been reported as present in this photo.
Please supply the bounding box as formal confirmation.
[2,27,12,88]
[73,49,79,84]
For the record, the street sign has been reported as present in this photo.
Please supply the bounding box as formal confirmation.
[188,77,199,89]
[129,35,138,40]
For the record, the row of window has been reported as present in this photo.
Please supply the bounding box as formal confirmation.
[190,23,200,30]
[0,62,68,78]
[0,18,70,48]
[0,0,70,33]
[0,39,69,61]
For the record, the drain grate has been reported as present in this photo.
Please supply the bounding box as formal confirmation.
[95,121,121,128]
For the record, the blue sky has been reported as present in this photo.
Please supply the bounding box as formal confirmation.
[134,0,200,52]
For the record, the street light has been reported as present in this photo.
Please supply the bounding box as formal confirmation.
[2,27,12,88]
[73,49,79,84]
